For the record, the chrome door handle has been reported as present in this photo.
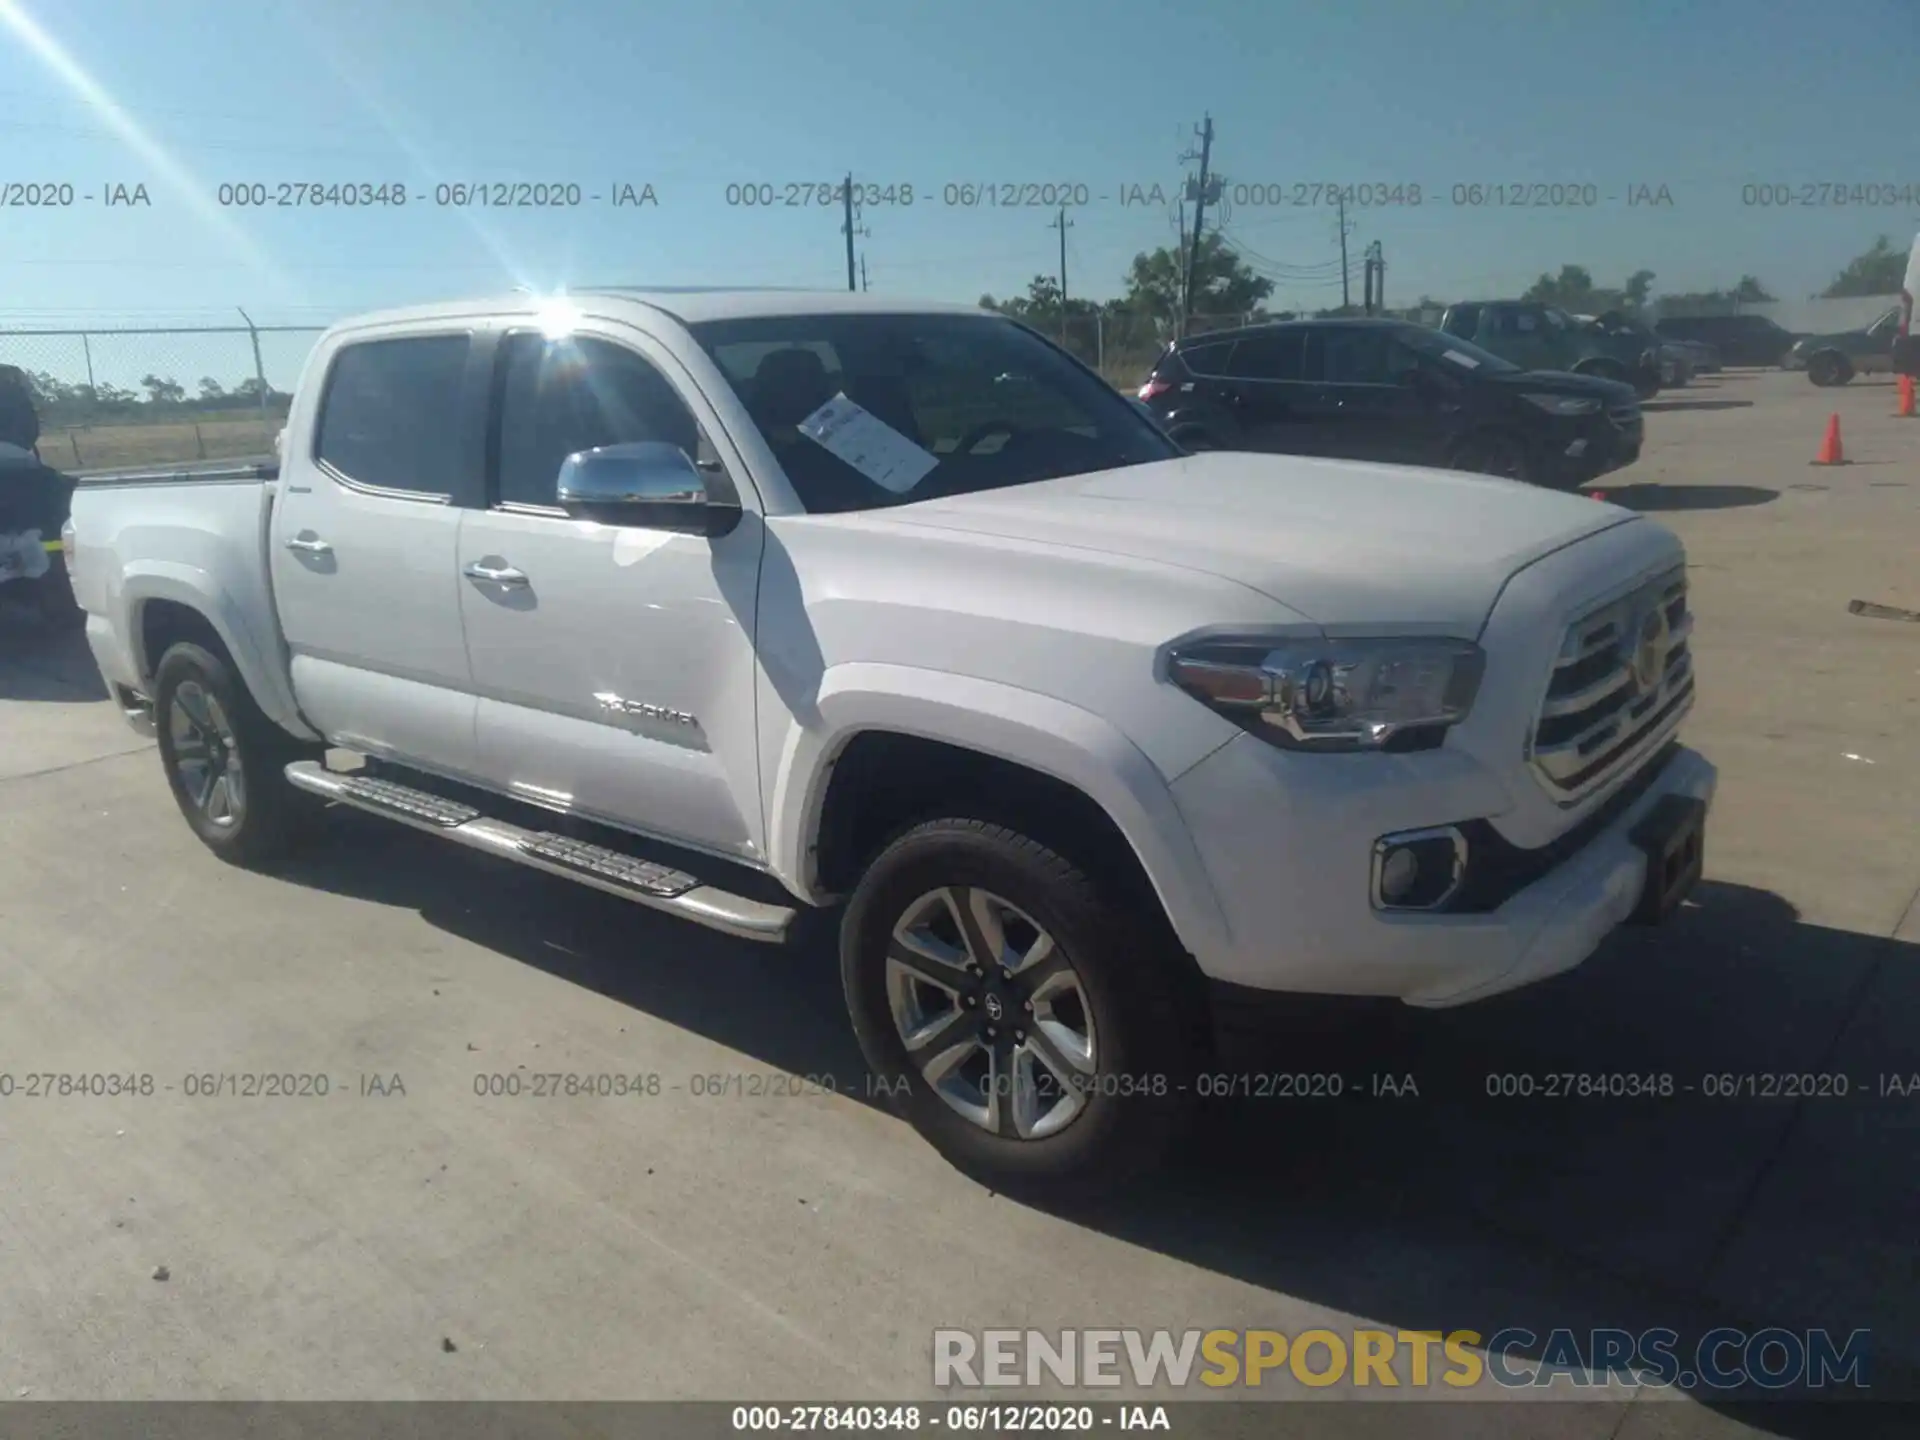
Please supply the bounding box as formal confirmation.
[463,561,529,586]
[284,535,332,555]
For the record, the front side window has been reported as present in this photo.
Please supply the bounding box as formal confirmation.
[315,335,471,496]
[492,333,700,508]
[1320,330,1397,385]
[692,313,1178,514]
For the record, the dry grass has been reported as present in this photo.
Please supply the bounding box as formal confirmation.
[47,411,280,474]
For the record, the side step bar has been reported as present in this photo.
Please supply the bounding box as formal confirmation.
[283,761,795,944]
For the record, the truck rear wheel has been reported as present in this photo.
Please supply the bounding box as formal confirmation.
[153,641,316,868]
[840,817,1196,1195]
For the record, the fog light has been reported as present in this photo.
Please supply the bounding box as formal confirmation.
[1371,826,1467,911]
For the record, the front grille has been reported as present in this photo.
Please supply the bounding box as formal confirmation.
[1528,565,1693,804]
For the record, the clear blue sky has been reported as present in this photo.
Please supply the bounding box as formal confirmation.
[2,0,1916,333]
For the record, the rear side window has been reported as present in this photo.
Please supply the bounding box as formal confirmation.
[316,335,471,496]
[1179,341,1238,377]
[1225,332,1308,381]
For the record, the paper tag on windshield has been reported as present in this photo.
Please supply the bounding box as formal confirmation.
[1442,349,1480,369]
[796,393,939,495]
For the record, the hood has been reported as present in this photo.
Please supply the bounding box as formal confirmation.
[1792,328,1874,349]
[872,454,1636,637]
[1481,368,1639,403]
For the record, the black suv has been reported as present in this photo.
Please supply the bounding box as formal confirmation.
[1138,319,1643,489]
[1653,314,1799,368]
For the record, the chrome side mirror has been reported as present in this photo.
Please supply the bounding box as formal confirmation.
[555,442,740,536]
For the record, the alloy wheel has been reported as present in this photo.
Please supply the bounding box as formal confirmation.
[169,680,246,829]
[885,886,1097,1140]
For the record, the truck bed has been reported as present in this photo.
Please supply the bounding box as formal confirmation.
[68,461,307,737]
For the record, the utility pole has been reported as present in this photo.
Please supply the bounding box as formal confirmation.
[842,174,857,292]
[1050,206,1072,308]
[1048,206,1073,341]
[860,254,869,292]
[1336,191,1352,311]
[1362,240,1384,315]
[1179,115,1214,337]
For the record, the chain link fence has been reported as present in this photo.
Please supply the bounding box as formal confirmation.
[1051,312,1267,389]
[0,326,325,474]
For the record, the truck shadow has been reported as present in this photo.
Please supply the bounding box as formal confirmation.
[277,823,1914,1434]
[1594,484,1779,511]
[1641,399,1756,412]
[0,609,107,700]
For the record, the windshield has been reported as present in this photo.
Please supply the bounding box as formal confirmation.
[690,313,1179,514]
[1393,324,1522,374]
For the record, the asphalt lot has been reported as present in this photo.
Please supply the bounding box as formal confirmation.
[1,369,1916,1437]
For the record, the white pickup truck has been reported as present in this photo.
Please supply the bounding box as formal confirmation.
[67,289,1715,1190]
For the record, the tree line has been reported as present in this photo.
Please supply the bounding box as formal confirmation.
[21,371,292,427]
[984,232,1911,340]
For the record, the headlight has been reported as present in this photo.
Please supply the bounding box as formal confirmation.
[1167,636,1486,751]
[1521,393,1601,416]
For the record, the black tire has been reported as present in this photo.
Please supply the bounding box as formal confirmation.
[1451,429,1534,486]
[841,818,1197,1196]
[1807,353,1851,387]
[153,640,317,867]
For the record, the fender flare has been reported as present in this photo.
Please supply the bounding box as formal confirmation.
[765,662,1230,959]
[120,563,318,740]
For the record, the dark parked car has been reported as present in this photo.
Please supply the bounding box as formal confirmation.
[1137,319,1643,490]
[1784,307,1901,386]
[1653,313,1799,368]
[1438,301,1661,397]
[0,364,82,626]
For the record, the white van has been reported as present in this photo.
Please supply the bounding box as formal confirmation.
[1896,231,1920,375]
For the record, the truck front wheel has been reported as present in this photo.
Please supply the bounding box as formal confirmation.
[841,817,1196,1195]
[153,641,316,868]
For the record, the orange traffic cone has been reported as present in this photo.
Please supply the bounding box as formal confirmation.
[1897,374,1916,418]
[1812,413,1847,466]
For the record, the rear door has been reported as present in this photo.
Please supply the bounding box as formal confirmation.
[270,326,489,775]
[1483,305,1558,371]
[1220,330,1324,453]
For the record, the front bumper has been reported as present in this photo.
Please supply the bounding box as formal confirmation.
[1168,734,1717,1009]
[1531,413,1642,483]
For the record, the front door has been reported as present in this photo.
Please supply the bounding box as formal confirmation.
[456,323,768,861]
[1482,305,1558,371]
[1311,327,1452,465]
[270,328,487,775]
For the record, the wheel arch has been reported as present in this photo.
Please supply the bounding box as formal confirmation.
[765,664,1230,963]
[124,568,318,741]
